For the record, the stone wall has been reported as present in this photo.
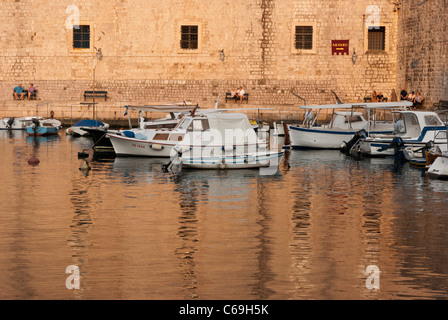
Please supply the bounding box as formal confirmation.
[1,0,400,109]
[398,0,448,107]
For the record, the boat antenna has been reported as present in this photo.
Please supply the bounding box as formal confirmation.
[331,90,344,104]
[292,92,306,106]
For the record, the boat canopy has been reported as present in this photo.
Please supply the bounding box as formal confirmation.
[299,101,413,109]
[73,120,106,127]
[206,113,254,133]
[125,104,196,113]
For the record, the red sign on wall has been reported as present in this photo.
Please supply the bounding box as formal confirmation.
[332,40,349,55]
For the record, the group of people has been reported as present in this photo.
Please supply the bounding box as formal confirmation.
[13,83,38,100]
[230,87,245,102]
[371,88,424,109]
[371,90,387,102]
[399,88,424,109]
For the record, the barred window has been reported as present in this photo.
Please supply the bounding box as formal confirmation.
[368,26,386,51]
[180,25,198,50]
[73,25,90,49]
[295,26,313,50]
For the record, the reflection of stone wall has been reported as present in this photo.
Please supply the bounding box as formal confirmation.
[1,0,399,106]
[398,0,448,107]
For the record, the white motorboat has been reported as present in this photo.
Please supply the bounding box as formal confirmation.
[85,104,197,152]
[108,112,268,158]
[0,116,42,130]
[355,110,447,157]
[287,102,412,149]
[178,150,284,170]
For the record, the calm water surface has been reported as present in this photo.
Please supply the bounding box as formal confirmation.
[1,130,447,300]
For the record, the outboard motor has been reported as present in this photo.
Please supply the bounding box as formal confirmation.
[378,137,404,154]
[6,117,14,129]
[340,129,367,154]
[32,118,40,128]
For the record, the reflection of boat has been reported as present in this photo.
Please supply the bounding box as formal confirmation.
[273,122,285,136]
[26,135,61,143]
[26,118,62,136]
[66,120,110,137]
[356,111,447,157]
[250,119,270,133]
[288,102,412,149]
[0,116,41,130]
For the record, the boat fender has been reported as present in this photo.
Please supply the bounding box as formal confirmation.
[217,158,226,169]
[79,160,91,171]
[222,145,234,152]
[150,144,164,150]
[28,157,40,166]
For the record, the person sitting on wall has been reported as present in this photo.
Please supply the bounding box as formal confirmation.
[371,90,378,102]
[400,88,408,101]
[237,86,245,103]
[28,84,38,100]
[230,88,238,101]
[377,92,384,102]
[390,89,398,102]
[13,84,26,100]
[414,91,424,109]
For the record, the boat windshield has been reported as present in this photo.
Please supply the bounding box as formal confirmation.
[393,114,406,134]
[424,115,443,126]
[177,118,191,130]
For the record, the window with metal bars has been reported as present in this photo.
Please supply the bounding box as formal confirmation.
[295,26,313,50]
[368,26,386,51]
[73,25,90,49]
[180,25,198,50]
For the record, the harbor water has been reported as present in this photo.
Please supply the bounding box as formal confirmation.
[1,130,447,300]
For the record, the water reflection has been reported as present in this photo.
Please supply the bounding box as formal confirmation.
[0,132,448,299]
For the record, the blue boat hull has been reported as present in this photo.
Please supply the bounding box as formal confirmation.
[26,126,60,136]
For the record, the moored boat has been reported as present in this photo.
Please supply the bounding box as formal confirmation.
[0,117,42,130]
[26,118,62,136]
[287,102,412,149]
[66,120,110,137]
[355,110,447,157]
[108,112,268,158]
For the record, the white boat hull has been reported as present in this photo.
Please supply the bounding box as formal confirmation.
[108,133,175,157]
[289,125,372,149]
[428,155,448,179]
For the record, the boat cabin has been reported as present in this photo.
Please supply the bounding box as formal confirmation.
[329,111,366,130]
[392,111,447,140]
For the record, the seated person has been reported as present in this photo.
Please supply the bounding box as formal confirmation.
[237,86,245,102]
[230,88,238,100]
[414,92,424,109]
[13,84,25,100]
[28,84,38,100]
